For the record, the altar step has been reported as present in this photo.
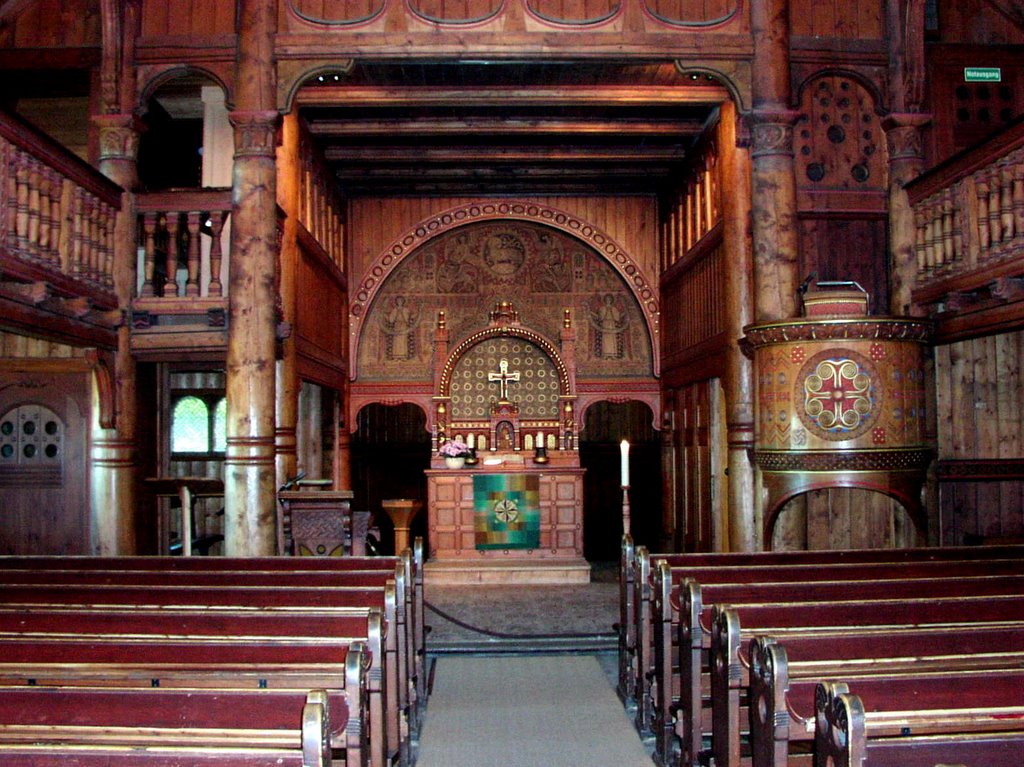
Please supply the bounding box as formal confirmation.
[424,557,591,585]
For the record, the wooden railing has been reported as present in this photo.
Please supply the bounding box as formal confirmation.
[0,111,121,310]
[135,190,232,300]
[908,118,1024,312]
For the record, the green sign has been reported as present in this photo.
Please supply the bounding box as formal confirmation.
[964,67,1002,82]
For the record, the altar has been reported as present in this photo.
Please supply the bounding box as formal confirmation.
[423,301,590,584]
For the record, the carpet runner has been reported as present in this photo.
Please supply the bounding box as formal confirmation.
[416,654,652,767]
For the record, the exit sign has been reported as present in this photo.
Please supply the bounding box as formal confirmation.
[964,67,1002,82]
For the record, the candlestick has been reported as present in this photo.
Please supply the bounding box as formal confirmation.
[620,439,630,487]
[536,430,543,448]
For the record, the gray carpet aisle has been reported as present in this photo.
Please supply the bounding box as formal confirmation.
[416,655,653,767]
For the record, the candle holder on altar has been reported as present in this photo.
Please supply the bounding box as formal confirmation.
[533,445,549,464]
[464,448,479,466]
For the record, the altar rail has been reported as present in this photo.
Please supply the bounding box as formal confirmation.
[908,118,1024,333]
[0,111,121,311]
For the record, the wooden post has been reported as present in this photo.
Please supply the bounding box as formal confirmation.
[750,0,800,323]
[90,112,141,555]
[275,111,300,495]
[719,101,757,552]
[223,0,279,556]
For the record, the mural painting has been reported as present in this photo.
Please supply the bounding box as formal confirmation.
[357,220,651,381]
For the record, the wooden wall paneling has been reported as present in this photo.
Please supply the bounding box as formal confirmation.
[975,334,1000,535]
[7,0,101,48]
[932,1,1024,45]
[141,0,170,37]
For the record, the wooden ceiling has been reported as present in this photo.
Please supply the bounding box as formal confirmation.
[296,60,728,196]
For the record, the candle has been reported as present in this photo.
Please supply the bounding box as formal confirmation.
[536,431,543,448]
[620,439,630,486]
[467,434,475,448]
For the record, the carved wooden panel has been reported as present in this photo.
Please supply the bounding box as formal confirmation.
[285,0,384,25]
[643,0,738,26]
[524,0,620,25]
[0,369,89,554]
[1,0,101,48]
[140,0,235,38]
[789,0,883,40]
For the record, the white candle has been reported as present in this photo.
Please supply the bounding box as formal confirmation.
[467,434,475,448]
[537,431,543,447]
[620,439,630,486]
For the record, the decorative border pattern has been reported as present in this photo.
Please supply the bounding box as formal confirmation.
[440,325,571,397]
[754,448,933,473]
[744,318,932,348]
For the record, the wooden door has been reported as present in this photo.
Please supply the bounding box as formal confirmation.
[0,369,90,554]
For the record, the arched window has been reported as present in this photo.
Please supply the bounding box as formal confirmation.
[171,394,227,456]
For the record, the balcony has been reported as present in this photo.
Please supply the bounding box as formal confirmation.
[908,117,1024,342]
[0,110,122,348]
[130,189,232,360]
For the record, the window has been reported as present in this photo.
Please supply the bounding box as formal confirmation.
[171,394,226,456]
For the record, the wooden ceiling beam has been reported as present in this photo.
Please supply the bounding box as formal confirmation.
[337,165,678,179]
[295,84,730,108]
[306,117,706,136]
[324,146,686,162]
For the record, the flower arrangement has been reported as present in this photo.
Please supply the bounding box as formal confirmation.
[438,438,472,458]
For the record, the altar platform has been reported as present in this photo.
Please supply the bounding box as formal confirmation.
[424,557,591,585]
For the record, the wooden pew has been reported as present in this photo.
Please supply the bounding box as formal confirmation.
[623,542,1024,731]
[617,540,1024,707]
[0,542,428,712]
[815,681,1024,767]
[0,554,425,735]
[0,576,411,757]
[700,595,1024,767]
[647,559,1024,764]
[0,619,391,767]
[0,685,342,767]
[749,638,1024,767]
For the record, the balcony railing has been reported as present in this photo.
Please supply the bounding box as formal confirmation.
[908,118,1024,322]
[1,110,121,312]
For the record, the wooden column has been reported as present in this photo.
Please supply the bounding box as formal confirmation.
[90,114,141,549]
[884,114,930,315]
[275,112,300,492]
[750,0,800,322]
[883,1,930,315]
[224,0,279,556]
[719,101,758,552]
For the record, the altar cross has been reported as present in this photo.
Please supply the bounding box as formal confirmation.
[488,358,520,402]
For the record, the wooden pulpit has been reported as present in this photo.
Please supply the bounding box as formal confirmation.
[277,489,354,556]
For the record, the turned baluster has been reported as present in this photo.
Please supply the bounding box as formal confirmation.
[185,211,201,296]
[14,149,30,249]
[88,195,102,284]
[163,211,180,297]
[976,173,990,259]
[1000,163,1014,244]
[952,186,965,266]
[914,206,927,276]
[140,211,158,297]
[988,166,1003,248]
[49,171,65,265]
[1013,158,1024,244]
[70,187,85,278]
[207,210,225,297]
[100,202,115,291]
[26,158,41,256]
[922,196,937,271]
[36,167,52,260]
[941,189,954,269]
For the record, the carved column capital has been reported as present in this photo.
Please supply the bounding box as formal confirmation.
[749,109,802,159]
[93,113,142,164]
[228,110,280,158]
[881,112,932,162]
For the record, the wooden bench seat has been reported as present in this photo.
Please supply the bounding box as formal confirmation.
[0,549,426,714]
[0,606,396,767]
[616,537,1024,705]
[695,596,1024,767]
[644,563,1024,764]
[630,545,1024,736]
[749,640,1024,767]
[815,681,1024,767]
[0,685,343,767]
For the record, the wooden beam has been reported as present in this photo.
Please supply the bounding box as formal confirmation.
[295,84,730,108]
[324,145,686,162]
[306,117,706,137]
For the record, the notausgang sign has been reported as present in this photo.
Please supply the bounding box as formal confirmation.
[964,67,1002,82]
